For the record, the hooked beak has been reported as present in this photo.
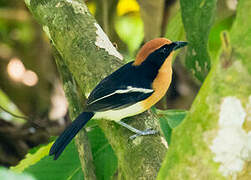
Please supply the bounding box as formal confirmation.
[173,41,188,50]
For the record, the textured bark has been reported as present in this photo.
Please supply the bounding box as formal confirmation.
[94,0,126,50]
[24,0,167,179]
[53,48,96,180]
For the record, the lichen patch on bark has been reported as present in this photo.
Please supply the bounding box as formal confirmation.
[42,26,51,40]
[66,0,89,14]
[94,23,123,60]
[56,2,64,8]
[246,96,251,122]
[132,136,143,145]
[210,96,251,178]
[160,137,168,149]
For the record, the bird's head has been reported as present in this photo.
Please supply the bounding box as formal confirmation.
[133,38,187,66]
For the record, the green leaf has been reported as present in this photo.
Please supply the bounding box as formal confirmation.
[11,142,53,173]
[230,0,251,73]
[12,121,117,180]
[180,0,217,81]
[157,109,187,143]
[0,168,36,180]
[11,141,84,180]
[87,123,117,180]
[157,1,251,179]
[165,10,184,41]
[157,109,187,129]
[115,14,144,56]
[158,116,172,144]
[0,89,26,124]
[209,16,234,60]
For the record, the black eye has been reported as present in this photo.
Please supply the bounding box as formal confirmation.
[160,47,166,54]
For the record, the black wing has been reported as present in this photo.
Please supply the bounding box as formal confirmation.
[85,62,157,112]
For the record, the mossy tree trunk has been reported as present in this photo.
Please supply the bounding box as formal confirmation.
[24,0,167,179]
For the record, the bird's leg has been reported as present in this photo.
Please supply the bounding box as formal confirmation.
[117,121,158,139]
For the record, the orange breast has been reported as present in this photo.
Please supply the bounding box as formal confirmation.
[141,57,173,110]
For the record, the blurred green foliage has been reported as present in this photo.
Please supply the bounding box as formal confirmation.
[12,120,117,180]
[1,0,249,179]
[0,168,35,180]
[0,89,26,124]
[12,141,84,180]
[165,10,184,43]
[157,0,251,179]
[115,14,143,57]
[209,16,234,60]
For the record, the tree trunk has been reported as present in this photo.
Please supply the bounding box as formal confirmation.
[24,0,167,179]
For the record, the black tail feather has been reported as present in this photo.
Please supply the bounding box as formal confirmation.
[49,112,94,160]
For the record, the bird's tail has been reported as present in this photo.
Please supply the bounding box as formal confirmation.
[49,112,94,160]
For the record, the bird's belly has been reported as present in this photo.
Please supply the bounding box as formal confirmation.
[93,102,145,121]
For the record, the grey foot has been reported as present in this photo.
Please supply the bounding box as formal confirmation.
[129,128,158,140]
[116,121,158,139]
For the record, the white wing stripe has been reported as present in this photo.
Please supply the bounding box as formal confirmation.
[115,86,153,94]
[87,86,153,105]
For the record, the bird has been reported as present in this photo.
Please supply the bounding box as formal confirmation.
[49,38,187,160]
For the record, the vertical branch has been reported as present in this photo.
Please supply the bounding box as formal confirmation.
[137,0,165,41]
[53,48,97,180]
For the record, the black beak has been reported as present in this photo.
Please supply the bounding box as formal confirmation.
[173,41,188,50]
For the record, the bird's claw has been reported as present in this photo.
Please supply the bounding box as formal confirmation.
[129,128,158,140]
